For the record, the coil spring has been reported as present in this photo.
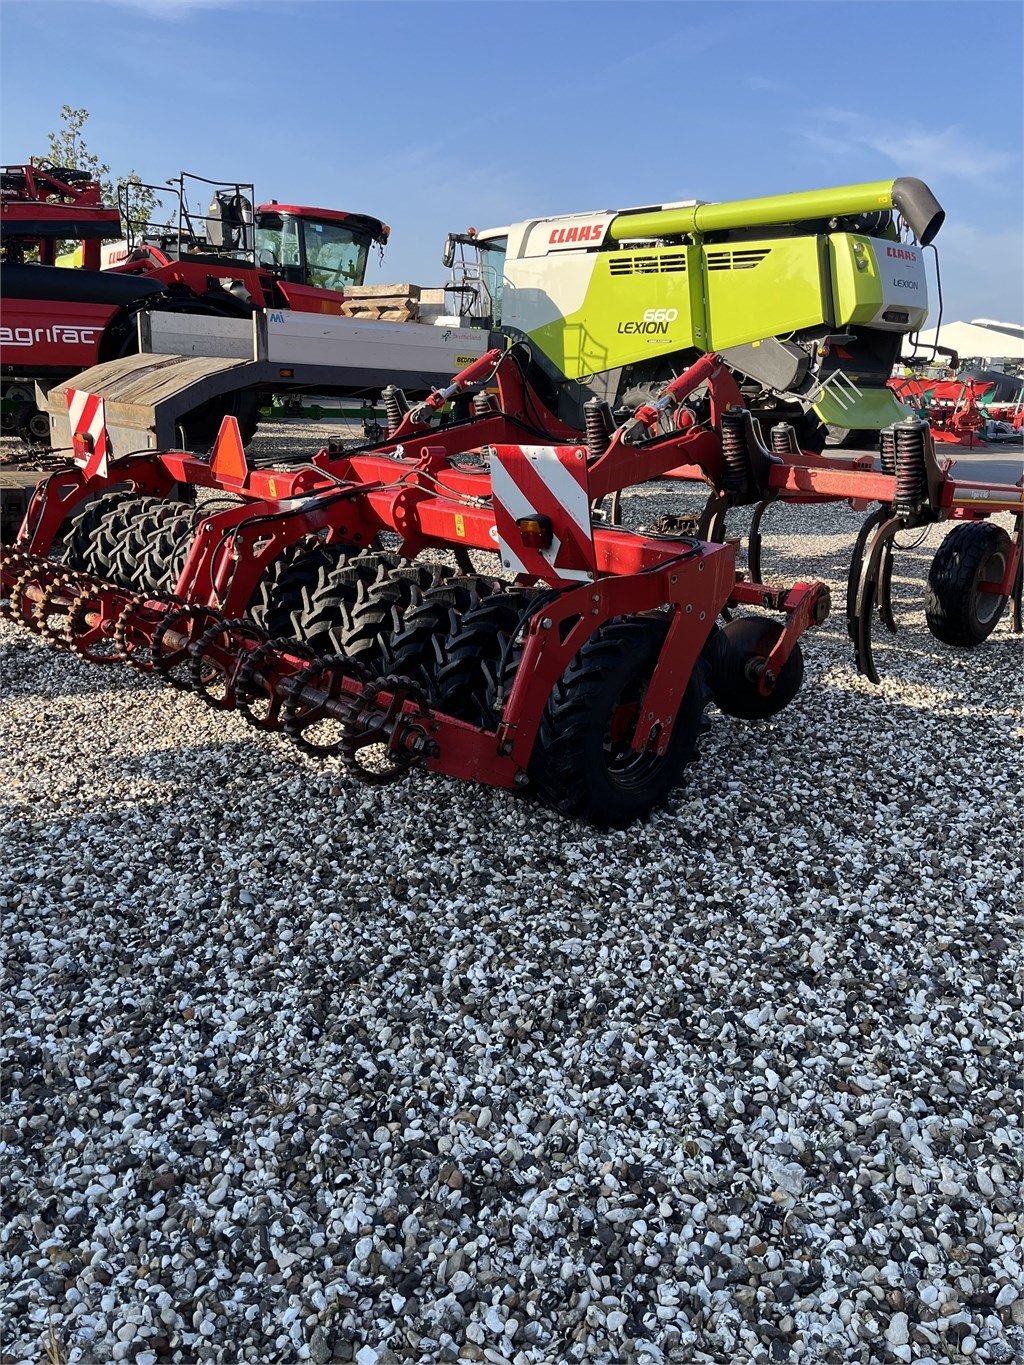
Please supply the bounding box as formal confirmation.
[770,423,798,456]
[879,427,897,477]
[584,398,614,458]
[382,385,407,437]
[472,390,494,416]
[893,419,928,513]
[720,410,753,494]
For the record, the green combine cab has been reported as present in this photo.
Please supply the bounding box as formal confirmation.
[445,178,944,442]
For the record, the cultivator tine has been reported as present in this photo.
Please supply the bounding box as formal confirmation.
[851,515,902,684]
[697,493,727,542]
[876,532,898,635]
[747,499,770,582]
[846,506,889,642]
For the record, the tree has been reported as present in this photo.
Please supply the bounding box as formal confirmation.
[33,104,159,244]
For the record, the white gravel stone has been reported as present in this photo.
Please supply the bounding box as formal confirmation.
[2,429,1022,1364]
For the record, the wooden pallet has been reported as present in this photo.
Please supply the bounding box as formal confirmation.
[340,283,420,323]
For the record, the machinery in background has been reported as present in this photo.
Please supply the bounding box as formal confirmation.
[441,178,946,446]
[2,166,390,442]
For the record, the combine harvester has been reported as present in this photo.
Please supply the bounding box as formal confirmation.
[4,336,1022,825]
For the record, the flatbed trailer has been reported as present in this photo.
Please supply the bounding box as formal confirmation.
[39,308,495,455]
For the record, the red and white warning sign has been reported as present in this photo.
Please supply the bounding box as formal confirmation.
[66,387,109,480]
[490,444,596,584]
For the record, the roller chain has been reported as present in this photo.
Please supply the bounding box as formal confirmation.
[151,604,226,690]
[281,654,373,759]
[64,586,132,664]
[188,618,268,710]
[38,570,90,649]
[339,673,433,785]
[236,638,318,732]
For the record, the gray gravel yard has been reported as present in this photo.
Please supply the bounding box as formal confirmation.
[1,427,1022,1365]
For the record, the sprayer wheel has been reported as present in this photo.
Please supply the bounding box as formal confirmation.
[703,615,804,720]
[531,616,707,827]
[925,521,1011,647]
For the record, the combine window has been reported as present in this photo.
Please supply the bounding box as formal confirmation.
[257,213,370,292]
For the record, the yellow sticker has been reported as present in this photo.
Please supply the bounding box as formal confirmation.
[454,354,478,366]
[454,513,466,538]
[268,477,278,497]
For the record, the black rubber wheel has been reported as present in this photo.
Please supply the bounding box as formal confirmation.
[14,401,49,446]
[249,542,354,639]
[338,561,442,670]
[94,498,196,592]
[380,575,496,690]
[177,390,259,451]
[61,489,135,571]
[285,549,391,651]
[433,591,534,723]
[925,521,1011,647]
[530,617,707,827]
[703,615,804,720]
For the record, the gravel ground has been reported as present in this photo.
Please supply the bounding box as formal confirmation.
[1,424,1022,1365]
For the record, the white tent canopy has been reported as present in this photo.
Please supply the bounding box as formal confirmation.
[909,321,1024,363]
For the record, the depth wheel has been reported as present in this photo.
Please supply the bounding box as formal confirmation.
[704,615,803,720]
[531,617,707,827]
[925,521,1011,647]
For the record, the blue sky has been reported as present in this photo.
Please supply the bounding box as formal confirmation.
[2,0,1021,323]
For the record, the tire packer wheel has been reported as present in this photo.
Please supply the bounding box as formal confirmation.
[529,616,708,827]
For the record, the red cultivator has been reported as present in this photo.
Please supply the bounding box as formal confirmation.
[2,349,1021,824]
[889,374,1024,445]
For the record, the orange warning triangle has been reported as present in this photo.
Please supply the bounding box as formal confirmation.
[210,415,249,483]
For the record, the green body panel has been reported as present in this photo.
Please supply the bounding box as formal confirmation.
[514,233,894,380]
[522,245,706,377]
[704,237,831,349]
[812,385,913,431]
[830,234,885,326]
